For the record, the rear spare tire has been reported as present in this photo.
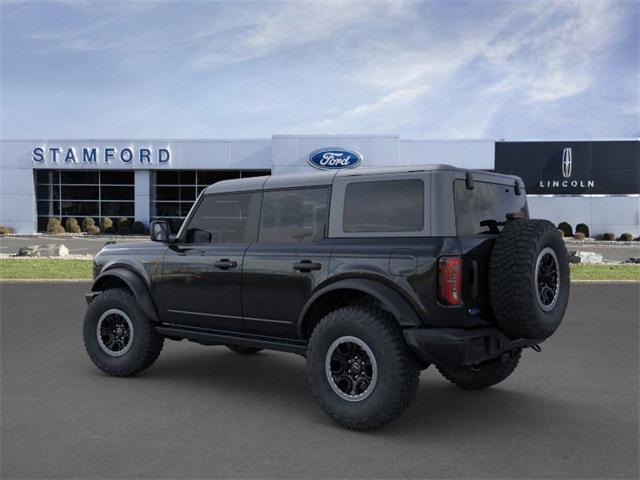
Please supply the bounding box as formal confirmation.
[489,219,569,340]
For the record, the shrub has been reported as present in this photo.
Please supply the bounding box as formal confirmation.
[573,232,586,240]
[65,217,81,234]
[575,223,590,238]
[86,225,101,235]
[598,232,615,241]
[82,217,96,231]
[101,217,113,231]
[50,225,66,235]
[117,217,132,235]
[557,222,573,238]
[46,218,62,233]
[132,221,145,235]
[557,229,564,238]
[0,224,13,234]
[618,233,634,242]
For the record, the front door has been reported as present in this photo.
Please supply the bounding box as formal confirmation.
[242,187,332,338]
[160,191,261,331]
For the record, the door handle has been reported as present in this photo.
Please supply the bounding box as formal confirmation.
[293,260,322,272]
[213,259,238,270]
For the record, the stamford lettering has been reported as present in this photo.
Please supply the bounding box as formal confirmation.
[32,146,171,165]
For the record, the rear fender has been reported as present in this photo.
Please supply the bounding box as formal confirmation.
[298,278,422,337]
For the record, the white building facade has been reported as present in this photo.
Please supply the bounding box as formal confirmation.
[0,136,637,236]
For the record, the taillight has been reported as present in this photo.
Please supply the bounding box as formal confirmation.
[438,256,462,306]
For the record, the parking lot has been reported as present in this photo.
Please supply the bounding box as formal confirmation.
[1,282,638,479]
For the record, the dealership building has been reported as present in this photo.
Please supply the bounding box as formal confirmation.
[0,136,638,235]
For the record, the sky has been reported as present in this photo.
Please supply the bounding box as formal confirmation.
[1,0,638,140]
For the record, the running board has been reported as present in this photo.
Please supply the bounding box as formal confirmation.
[155,324,308,355]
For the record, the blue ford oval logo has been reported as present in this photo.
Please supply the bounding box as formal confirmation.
[307,148,362,170]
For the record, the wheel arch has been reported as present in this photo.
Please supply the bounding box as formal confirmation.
[298,278,422,339]
[92,267,159,322]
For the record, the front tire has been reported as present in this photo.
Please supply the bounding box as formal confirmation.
[83,288,164,377]
[436,350,521,390]
[306,305,419,431]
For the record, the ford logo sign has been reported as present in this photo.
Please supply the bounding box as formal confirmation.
[308,148,362,170]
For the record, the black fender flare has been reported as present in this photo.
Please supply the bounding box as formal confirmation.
[91,268,159,322]
[297,278,422,337]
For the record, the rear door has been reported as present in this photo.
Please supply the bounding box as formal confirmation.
[160,192,261,331]
[241,187,333,338]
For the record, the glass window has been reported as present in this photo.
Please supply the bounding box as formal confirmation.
[343,180,424,233]
[36,185,50,199]
[61,201,99,216]
[61,185,99,200]
[61,171,99,184]
[101,186,134,200]
[36,170,52,184]
[100,171,134,185]
[259,188,329,243]
[184,192,260,244]
[101,202,134,217]
[454,180,529,236]
[37,201,51,215]
[155,171,180,185]
[196,170,239,186]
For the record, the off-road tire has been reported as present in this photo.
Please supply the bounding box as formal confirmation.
[226,345,263,355]
[489,219,569,340]
[306,305,420,431]
[83,288,164,377]
[436,350,521,390]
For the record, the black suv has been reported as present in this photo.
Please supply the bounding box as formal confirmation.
[84,166,569,430]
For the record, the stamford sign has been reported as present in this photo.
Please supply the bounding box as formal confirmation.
[32,146,171,165]
[308,147,362,170]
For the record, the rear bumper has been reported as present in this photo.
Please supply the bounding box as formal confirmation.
[404,327,539,367]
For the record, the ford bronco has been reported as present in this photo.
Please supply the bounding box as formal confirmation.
[83,166,569,430]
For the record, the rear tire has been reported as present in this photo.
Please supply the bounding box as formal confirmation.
[489,219,569,340]
[226,345,263,355]
[436,350,521,390]
[83,288,164,377]
[306,305,419,431]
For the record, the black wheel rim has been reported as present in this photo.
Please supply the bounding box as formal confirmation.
[96,308,134,357]
[325,336,377,402]
[535,247,560,312]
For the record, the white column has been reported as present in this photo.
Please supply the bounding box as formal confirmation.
[134,170,151,226]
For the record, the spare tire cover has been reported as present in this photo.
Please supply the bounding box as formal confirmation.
[489,219,570,340]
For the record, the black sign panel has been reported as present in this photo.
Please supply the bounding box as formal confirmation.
[495,141,640,195]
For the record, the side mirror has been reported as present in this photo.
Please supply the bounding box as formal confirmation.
[150,220,170,243]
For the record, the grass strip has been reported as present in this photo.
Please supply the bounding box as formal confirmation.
[0,259,638,281]
[0,259,92,279]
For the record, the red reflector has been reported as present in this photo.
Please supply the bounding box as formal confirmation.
[439,256,462,305]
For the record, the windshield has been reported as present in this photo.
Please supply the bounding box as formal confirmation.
[454,179,528,235]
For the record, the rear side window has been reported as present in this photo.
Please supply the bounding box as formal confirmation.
[184,192,261,243]
[454,180,529,235]
[259,188,330,243]
[343,179,424,233]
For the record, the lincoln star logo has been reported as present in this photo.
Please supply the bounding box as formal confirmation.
[308,148,362,170]
[561,147,572,178]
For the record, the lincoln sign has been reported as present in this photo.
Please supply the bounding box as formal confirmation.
[495,140,639,195]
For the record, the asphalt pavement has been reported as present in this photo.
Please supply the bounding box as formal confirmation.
[1,282,638,479]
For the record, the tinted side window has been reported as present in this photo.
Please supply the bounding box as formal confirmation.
[259,188,329,243]
[454,180,529,236]
[184,192,260,243]
[343,179,424,233]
